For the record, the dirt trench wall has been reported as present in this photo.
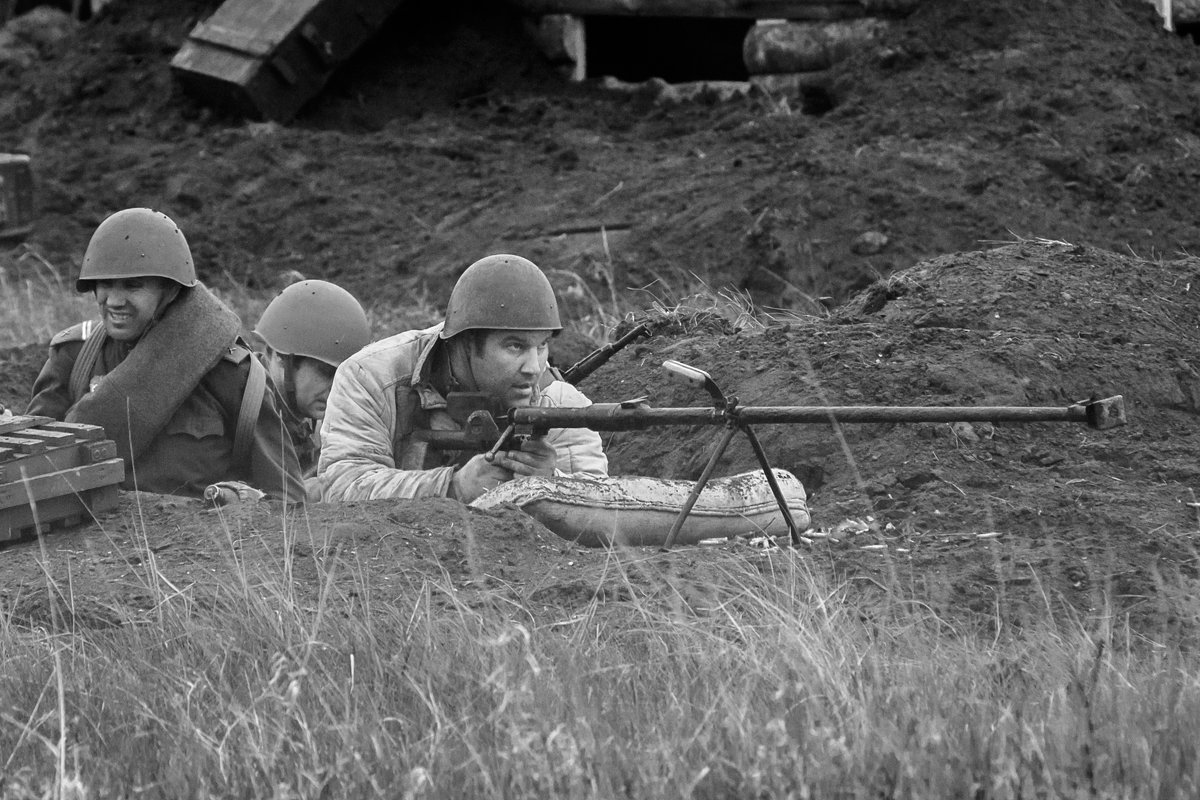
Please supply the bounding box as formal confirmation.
[6,0,1200,325]
[584,244,1200,494]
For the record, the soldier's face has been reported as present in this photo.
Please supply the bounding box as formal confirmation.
[292,357,337,420]
[472,330,551,409]
[93,277,177,341]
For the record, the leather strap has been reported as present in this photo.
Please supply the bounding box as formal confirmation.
[69,321,106,403]
[233,355,267,469]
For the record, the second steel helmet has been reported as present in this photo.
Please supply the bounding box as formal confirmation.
[76,208,197,292]
[440,254,561,340]
[255,279,371,366]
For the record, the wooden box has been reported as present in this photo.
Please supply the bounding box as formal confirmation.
[170,0,408,122]
[0,154,34,242]
[0,416,124,543]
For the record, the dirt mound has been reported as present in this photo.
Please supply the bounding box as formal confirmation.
[3,0,1200,312]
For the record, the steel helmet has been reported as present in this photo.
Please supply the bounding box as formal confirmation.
[76,208,197,292]
[440,254,561,340]
[255,279,371,366]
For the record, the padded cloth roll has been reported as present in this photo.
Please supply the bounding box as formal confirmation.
[471,469,810,548]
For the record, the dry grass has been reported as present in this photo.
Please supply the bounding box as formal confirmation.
[0,243,813,360]
[3,507,1200,798]
[0,245,94,350]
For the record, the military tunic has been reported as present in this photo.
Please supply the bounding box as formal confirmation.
[27,321,306,502]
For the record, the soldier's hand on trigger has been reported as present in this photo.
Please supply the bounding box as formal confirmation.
[450,454,514,503]
[491,437,557,478]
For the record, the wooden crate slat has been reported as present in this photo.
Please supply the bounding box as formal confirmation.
[0,415,52,435]
[188,21,279,58]
[19,429,78,445]
[37,421,105,441]
[0,459,125,507]
[0,439,121,484]
[0,436,47,455]
[200,0,323,44]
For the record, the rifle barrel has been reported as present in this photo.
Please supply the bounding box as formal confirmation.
[737,405,1091,425]
[512,399,1123,430]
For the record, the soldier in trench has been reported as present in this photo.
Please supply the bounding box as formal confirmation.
[248,278,372,501]
[26,207,306,503]
[317,254,608,503]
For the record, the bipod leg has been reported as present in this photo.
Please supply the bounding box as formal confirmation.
[661,425,738,550]
[741,424,804,547]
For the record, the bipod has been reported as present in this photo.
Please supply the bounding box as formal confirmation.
[660,360,805,549]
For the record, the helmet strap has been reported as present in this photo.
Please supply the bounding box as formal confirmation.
[264,350,300,415]
[151,283,181,319]
[281,354,301,412]
[130,283,182,342]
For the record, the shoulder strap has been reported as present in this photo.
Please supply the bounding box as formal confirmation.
[233,354,267,469]
[51,320,91,347]
[69,321,107,403]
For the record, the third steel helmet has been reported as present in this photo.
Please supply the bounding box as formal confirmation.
[255,280,371,366]
[76,208,197,292]
[440,254,561,340]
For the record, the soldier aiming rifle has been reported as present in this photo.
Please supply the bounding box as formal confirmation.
[317,254,609,503]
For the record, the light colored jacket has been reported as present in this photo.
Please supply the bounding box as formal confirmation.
[317,324,608,501]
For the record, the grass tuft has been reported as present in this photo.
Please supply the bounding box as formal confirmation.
[4,509,1200,798]
[0,245,94,349]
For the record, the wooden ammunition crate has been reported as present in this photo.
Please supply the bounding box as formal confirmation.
[0,416,124,543]
[0,154,34,241]
[170,0,408,121]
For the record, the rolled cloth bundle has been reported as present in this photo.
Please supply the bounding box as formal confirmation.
[65,283,241,465]
[471,469,810,547]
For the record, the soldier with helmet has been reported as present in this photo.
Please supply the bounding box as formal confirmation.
[252,279,371,493]
[317,254,608,502]
[26,207,306,503]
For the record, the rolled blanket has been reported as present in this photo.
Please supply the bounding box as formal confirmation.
[66,283,241,465]
[471,469,810,548]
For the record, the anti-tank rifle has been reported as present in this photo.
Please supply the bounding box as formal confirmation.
[418,361,1126,549]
